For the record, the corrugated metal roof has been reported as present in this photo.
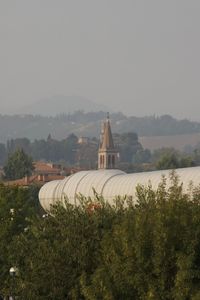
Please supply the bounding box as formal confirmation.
[39,166,200,212]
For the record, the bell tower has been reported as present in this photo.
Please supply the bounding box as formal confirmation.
[98,113,118,169]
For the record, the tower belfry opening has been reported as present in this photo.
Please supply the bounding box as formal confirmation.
[98,113,118,169]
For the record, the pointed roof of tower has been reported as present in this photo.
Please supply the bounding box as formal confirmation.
[100,113,115,150]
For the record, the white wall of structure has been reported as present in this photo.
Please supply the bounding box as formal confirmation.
[39,166,200,212]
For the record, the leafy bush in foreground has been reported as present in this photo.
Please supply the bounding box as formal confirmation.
[2,174,200,299]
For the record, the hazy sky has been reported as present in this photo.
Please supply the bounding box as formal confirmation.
[1,0,200,119]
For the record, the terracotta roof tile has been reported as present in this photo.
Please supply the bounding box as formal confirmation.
[5,174,65,187]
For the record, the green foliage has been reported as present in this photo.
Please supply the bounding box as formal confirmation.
[0,143,6,165]
[3,131,142,167]
[4,149,34,180]
[121,147,198,173]
[114,132,142,163]
[3,132,200,173]
[193,149,200,165]
[0,184,40,296]
[2,176,200,298]
[78,177,200,300]
[133,148,152,164]
[155,150,195,170]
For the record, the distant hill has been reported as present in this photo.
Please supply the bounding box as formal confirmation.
[18,95,109,116]
[1,112,200,149]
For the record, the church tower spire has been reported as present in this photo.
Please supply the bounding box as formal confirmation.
[98,113,118,169]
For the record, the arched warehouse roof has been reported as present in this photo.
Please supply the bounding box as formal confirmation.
[39,166,200,212]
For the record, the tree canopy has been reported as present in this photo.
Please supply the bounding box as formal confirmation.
[3,149,34,180]
[155,148,195,170]
[1,174,200,299]
[0,184,40,297]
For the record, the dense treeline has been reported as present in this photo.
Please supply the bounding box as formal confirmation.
[0,132,142,168]
[3,149,34,180]
[0,112,200,143]
[1,175,200,299]
[2,135,200,176]
[0,134,80,166]
[2,135,200,178]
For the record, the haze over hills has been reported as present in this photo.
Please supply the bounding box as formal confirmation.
[16,95,110,116]
[1,1,200,121]
[1,112,200,151]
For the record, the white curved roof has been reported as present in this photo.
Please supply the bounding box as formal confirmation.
[39,166,200,211]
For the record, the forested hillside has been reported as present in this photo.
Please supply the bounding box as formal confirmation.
[0,112,200,143]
